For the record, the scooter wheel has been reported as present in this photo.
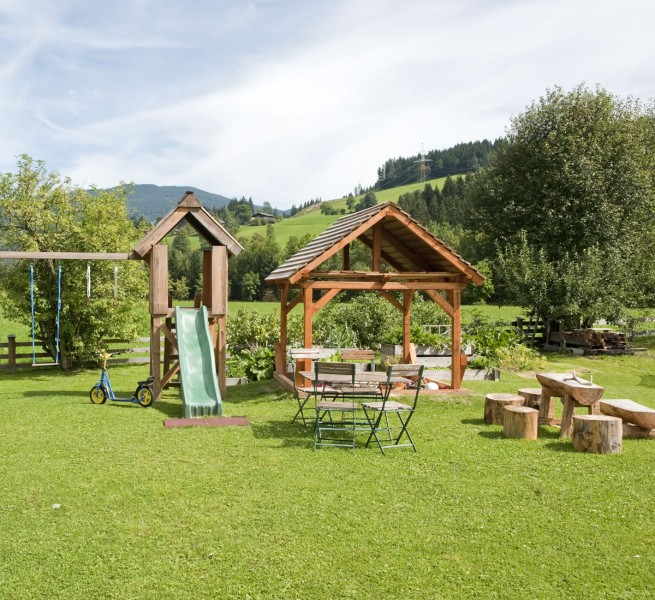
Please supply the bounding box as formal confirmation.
[90,385,107,405]
[136,385,154,408]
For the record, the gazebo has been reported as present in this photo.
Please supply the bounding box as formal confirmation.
[265,202,484,390]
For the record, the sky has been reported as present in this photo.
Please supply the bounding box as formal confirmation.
[1,0,654,210]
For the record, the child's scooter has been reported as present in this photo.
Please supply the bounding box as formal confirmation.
[89,351,155,407]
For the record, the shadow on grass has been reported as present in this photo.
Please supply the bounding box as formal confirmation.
[250,419,313,448]
[543,440,577,453]
[150,400,183,418]
[639,374,655,388]
[477,430,503,439]
[461,418,485,426]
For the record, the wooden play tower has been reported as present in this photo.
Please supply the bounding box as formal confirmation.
[0,192,242,400]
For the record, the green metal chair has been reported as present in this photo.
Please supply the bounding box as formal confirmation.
[290,348,334,427]
[362,364,424,454]
[314,362,360,451]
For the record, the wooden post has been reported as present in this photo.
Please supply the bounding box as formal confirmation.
[402,290,413,363]
[450,289,462,389]
[303,287,313,348]
[342,244,350,271]
[7,335,16,374]
[279,284,289,375]
[204,247,228,400]
[372,223,381,272]
[163,295,173,386]
[149,244,168,401]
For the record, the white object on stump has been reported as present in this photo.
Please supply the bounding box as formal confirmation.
[484,393,524,425]
[572,415,622,455]
[518,387,542,409]
[503,406,539,440]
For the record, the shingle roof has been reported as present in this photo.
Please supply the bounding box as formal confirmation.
[265,202,483,284]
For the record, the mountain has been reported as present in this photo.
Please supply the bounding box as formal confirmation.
[120,184,232,221]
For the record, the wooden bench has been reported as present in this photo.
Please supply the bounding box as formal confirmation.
[600,399,655,439]
[340,348,376,371]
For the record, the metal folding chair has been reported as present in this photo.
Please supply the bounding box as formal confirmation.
[363,364,424,454]
[290,348,333,427]
[314,362,360,451]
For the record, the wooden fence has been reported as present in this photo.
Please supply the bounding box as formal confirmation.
[0,335,155,373]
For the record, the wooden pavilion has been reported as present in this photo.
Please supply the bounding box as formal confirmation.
[265,202,484,390]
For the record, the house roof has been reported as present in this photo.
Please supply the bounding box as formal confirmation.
[265,201,484,285]
[132,192,243,259]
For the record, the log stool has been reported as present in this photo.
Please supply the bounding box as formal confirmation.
[518,388,542,410]
[572,415,622,455]
[484,393,524,425]
[503,406,539,440]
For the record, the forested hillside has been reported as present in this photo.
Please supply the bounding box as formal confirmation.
[375,139,501,189]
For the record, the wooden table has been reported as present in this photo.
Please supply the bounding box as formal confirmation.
[536,372,605,437]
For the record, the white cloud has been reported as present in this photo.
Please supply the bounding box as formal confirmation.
[1,0,654,208]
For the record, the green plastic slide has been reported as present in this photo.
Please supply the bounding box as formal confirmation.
[175,306,223,418]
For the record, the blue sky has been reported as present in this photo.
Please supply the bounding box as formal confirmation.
[1,0,653,209]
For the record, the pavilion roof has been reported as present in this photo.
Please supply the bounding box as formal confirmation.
[265,202,483,285]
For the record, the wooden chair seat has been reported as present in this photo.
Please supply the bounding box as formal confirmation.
[362,400,411,412]
[316,400,358,412]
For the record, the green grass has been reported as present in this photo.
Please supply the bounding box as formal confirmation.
[1,346,655,598]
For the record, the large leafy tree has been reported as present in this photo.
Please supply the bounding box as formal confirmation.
[470,85,655,327]
[0,155,149,367]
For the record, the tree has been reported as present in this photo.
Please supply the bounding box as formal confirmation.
[470,85,655,326]
[0,155,148,368]
[229,225,280,300]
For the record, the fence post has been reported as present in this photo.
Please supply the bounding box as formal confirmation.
[8,335,16,373]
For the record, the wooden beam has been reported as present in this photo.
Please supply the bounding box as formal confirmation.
[402,290,413,363]
[342,244,350,271]
[278,285,289,373]
[149,244,168,316]
[425,290,454,317]
[216,314,227,400]
[307,271,455,280]
[450,289,462,390]
[379,228,433,271]
[313,289,340,314]
[379,290,404,312]
[287,207,392,284]
[303,287,313,348]
[372,223,381,272]
[300,281,468,291]
[357,235,406,271]
[0,251,133,260]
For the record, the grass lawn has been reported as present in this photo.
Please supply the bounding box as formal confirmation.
[1,343,655,598]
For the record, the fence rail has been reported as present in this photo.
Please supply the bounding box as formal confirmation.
[0,335,159,372]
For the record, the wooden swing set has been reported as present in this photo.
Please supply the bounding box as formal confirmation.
[0,192,242,401]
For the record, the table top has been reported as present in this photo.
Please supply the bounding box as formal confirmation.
[300,370,411,385]
[536,372,604,404]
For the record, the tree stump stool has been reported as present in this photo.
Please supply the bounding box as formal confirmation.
[572,415,622,455]
[503,406,539,440]
[518,388,542,410]
[484,393,524,425]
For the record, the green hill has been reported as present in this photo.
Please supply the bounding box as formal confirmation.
[236,176,453,247]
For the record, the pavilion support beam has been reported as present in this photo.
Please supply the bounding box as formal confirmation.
[303,288,313,348]
[342,244,350,271]
[278,284,289,374]
[449,289,462,389]
[379,290,404,312]
[314,289,340,314]
[372,223,382,272]
[425,289,454,318]
[402,290,413,363]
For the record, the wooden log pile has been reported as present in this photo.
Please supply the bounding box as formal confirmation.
[549,329,628,352]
